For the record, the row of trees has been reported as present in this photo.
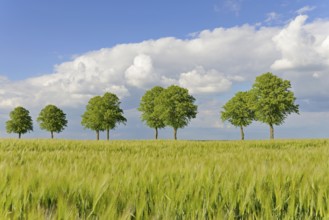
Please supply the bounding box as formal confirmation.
[6,105,67,139]
[80,85,198,140]
[4,85,198,140]
[3,72,298,140]
[221,72,299,140]
[5,93,127,140]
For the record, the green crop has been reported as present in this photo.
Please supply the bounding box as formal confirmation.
[0,139,329,219]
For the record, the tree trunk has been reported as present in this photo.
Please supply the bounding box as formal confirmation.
[240,126,244,140]
[96,130,100,140]
[51,131,54,139]
[174,128,177,140]
[106,129,110,141]
[270,124,274,139]
[18,133,21,139]
[155,127,158,140]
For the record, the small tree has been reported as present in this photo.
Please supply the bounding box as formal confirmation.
[6,106,33,139]
[138,86,165,139]
[221,91,254,140]
[81,96,104,140]
[37,105,68,139]
[101,92,127,140]
[251,72,299,139]
[155,85,197,140]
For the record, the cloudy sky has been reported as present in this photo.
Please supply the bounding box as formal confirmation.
[1,0,329,140]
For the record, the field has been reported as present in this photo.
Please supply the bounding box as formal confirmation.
[1,139,329,219]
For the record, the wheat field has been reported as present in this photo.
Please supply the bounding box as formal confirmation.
[0,139,329,219]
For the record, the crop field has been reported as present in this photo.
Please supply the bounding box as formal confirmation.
[1,139,329,219]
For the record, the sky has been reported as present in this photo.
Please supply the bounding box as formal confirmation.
[0,0,329,140]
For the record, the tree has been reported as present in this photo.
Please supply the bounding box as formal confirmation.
[155,85,197,140]
[81,96,104,140]
[101,92,127,140]
[6,106,33,139]
[81,93,126,140]
[251,72,299,139]
[221,91,254,140]
[37,105,68,139]
[138,86,165,139]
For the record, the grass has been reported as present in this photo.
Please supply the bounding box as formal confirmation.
[0,139,329,219]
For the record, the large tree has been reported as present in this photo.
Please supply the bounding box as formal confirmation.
[81,96,104,140]
[101,92,126,140]
[155,85,197,140]
[251,72,299,139]
[221,91,254,140]
[138,86,165,139]
[37,104,68,139]
[6,106,33,139]
[81,93,126,140]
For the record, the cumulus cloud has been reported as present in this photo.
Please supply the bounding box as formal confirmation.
[265,15,329,107]
[178,67,233,94]
[125,54,157,88]
[0,22,281,109]
[271,15,329,71]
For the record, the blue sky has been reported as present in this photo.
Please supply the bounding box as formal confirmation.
[1,0,327,79]
[0,0,329,140]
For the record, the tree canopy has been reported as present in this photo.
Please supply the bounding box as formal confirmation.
[221,91,254,140]
[102,92,127,140]
[138,86,165,139]
[251,72,299,139]
[81,96,104,140]
[155,85,197,140]
[81,92,126,140]
[6,106,33,139]
[37,104,68,139]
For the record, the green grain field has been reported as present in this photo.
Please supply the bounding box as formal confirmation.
[1,139,329,219]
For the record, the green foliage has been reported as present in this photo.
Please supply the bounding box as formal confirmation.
[81,92,126,140]
[81,96,104,135]
[37,105,68,138]
[221,91,254,127]
[138,86,165,139]
[221,91,254,140]
[102,92,127,131]
[154,85,197,139]
[6,106,33,138]
[251,72,299,126]
[138,86,165,129]
[251,72,299,139]
[1,139,329,218]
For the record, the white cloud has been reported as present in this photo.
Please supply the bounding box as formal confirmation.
[0,22,280,109]
[178,66,233,94]
[268,16,329,105]
[271,15,329,71]
[296,6,316,15]
[228,75,245,82]
[265,12,281,24]
[125,54,157,88]
[0,76,9,83]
